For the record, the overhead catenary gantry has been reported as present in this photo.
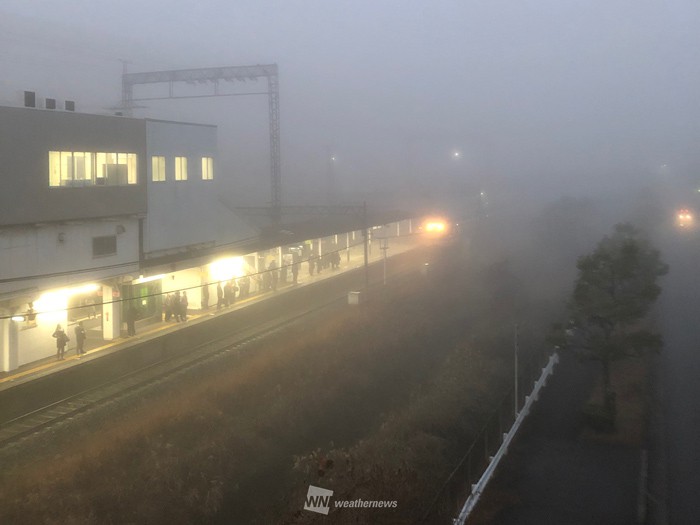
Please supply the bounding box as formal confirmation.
[120,64,282,225]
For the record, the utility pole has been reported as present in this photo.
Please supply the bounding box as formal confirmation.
[380,236,389,285]
[363,201,369,290]
[326,146,336,204]
[514,323,519,417]
[120,63,281,226]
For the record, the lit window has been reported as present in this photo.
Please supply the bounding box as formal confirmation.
[95,152,107,185]
[127,153,138,184]
[50,151,137,187]
[175,156,188,181]
[152,156,166,182]
[202,156,213,180]
[49,151,60,186]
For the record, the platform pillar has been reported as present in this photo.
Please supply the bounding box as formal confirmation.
[0,314,19,372]
[102,285,121,340]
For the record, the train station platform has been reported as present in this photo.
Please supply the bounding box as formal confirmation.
[0,234,423,393]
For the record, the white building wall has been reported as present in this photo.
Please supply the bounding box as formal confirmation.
[161,268,204,311]
[144,120,257,259]
[0,220,140,299]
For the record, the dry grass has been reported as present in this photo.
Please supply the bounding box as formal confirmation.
[583,355,651,446]
[0,243,552,524]
[279,342,512,524]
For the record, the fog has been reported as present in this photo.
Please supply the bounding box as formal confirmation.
[2,1,699,211]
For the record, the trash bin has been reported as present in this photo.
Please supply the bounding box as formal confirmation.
[348,291,362,305]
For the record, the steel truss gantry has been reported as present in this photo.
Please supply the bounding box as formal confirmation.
[121,64,282,224]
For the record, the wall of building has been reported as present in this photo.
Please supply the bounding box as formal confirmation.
[0,106,147,226]
[144,119,258,260]
[0,219,141,300]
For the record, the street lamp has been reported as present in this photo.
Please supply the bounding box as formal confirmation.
[326,148,337,204]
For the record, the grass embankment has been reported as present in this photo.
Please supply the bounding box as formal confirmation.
[0,242,543,524]
[583,355,651,446]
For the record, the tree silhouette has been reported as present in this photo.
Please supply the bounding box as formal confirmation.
[567,223,668,415]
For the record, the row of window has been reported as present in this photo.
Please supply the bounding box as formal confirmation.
[151,156,214,182]
[48,152,215,187]
[49,151,138,187]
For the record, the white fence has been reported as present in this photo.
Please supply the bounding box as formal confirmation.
[454,352,560,524]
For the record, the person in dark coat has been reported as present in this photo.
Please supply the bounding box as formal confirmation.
[201,284,210,310]
[74,321,87,357]
[164,293,173,321]
[292,261,299,284]
[269,261,278,291]
[172,292,181,322]
[230,280,238,305]
[217,283,224,310]
[332,249,341,270]
[280,262,288,284]
[240,275,251,297]
[126,303,138,335]
[52,324,69,360]
[223,281,233,306]
[180,291,188,321]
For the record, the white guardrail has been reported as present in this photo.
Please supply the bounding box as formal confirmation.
[454,352,560,524]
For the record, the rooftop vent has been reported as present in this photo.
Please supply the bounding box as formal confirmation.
[64,100,75,112]
[45,98,56,110]
[24,91,36,108]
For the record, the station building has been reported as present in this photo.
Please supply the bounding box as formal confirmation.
[0,101,417,373]
[0,102,258,372]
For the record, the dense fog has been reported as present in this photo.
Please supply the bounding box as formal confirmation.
[1,1,698,214]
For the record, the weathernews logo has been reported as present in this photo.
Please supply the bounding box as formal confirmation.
[304,485,334,515]
[303,485,398,515]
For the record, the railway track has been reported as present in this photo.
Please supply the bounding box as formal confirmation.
[0,294,345,452]
[0,240,444,454]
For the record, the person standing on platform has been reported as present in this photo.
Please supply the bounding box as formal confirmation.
[240,274,251,297]
[126,303,138,335]
[52,324,69,360]
[269,260,278,292]
[164,293,172,321]
[292,259,299,284]
[172,292,181,322]
[230,280,238,305]
[223,281,233,307]
[74,321,87,357]
[201,284,209,310]
[180,291,188,321]
[217,283,224,310]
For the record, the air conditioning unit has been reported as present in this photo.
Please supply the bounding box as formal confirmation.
[45,98,57,110]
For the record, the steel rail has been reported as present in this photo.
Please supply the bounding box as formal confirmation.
[0,254,422,451]
[0,294,345,450]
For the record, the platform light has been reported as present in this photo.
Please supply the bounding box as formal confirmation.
[34,283,99,322]
[210,256,246,282]
[133,274,165,285]
[11,316,25,322]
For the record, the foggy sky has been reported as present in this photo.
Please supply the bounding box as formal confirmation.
[1,1,699,209]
